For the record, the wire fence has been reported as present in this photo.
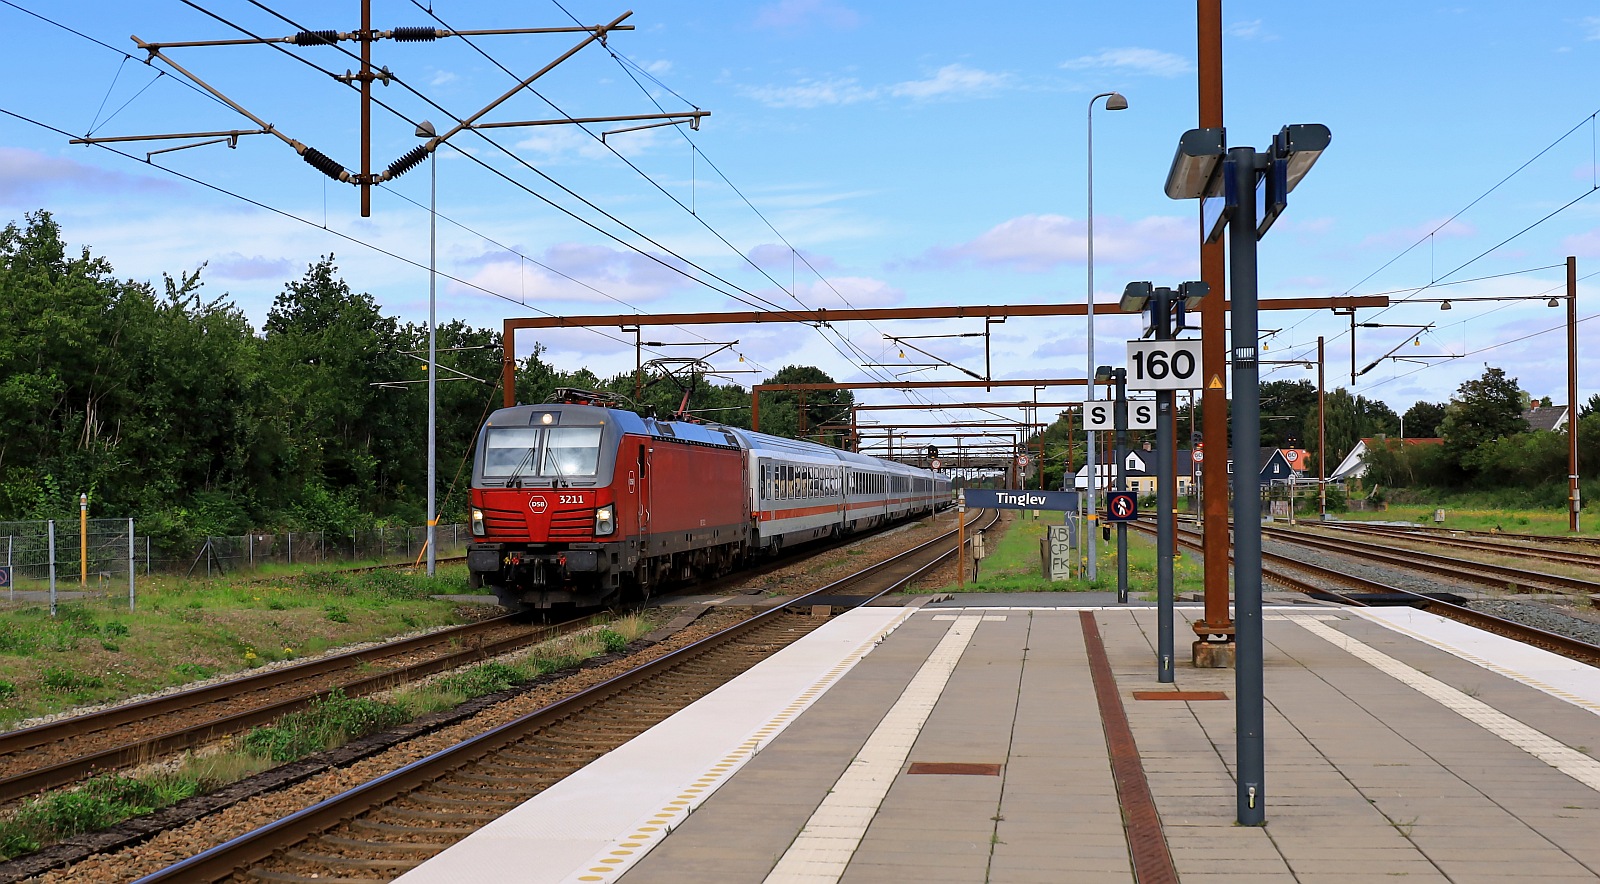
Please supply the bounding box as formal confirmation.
[186,524,470,577]
[1,520,470,614]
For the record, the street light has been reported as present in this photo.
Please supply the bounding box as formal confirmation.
[1085,89,1127,583]
[416,120,438,577]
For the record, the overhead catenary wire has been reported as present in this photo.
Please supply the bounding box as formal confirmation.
[178,0,800,318]
[0,2,774,376]
[0,105,685,361]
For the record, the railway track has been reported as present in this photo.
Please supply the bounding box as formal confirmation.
[1258,524,1600,600]
[1131,520,1600,668]
[1,510,961,808]
[0,615,584,806]
[124,510,997,883]
[1310,521,1600,570]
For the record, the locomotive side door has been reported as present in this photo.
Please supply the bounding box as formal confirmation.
[637,444,652,540]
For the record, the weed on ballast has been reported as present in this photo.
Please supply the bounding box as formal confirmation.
[240,689,408,763]
[0,774,197,860]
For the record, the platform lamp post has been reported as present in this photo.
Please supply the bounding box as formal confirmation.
[417,121,438,578]
[1085,90,1129,583]
[1165,122,1331,827]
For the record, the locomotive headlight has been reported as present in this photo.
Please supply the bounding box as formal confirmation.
[594,504,616,536]
[471,508,485,536]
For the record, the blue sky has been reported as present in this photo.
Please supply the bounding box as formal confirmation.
[2,1,1597,437]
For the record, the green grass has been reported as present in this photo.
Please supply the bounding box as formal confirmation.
[0,565,478,729]
[925,513,1203,597]
[0,612,658,862]
[1334,498,1595,536]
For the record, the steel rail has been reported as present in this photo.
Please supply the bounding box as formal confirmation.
[0,613,521,756]
[131,510,990,883]
[0,617,600,804]
[1259,525,1600,597]
[1133,521,1600,666]
[1311,522,1600,568]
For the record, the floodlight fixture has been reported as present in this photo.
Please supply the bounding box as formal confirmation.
[1441,300,1452,310]
[1275,123,1331,194]
[1094,365,1114,383]
[1177,280,1210,305]
[1163,127,1227,200]
[1120,281,1154,313]
[1257,123,1331,238]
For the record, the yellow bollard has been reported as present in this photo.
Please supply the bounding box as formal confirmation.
[79,493,88,586]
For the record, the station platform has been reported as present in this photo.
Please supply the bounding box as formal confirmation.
[396,597,1600,883]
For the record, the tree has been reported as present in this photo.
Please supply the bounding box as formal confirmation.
[1438,366,1528,479]
[757,366,855,444]
[1401,400,1446,438]
[260,256,412,527]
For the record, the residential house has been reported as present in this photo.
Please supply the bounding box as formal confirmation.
[1329,436,1444,482]
[1072,443,1195,495]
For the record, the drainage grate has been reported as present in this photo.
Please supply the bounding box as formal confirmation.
[906,762,1002,776]
[1133,691,1228,701]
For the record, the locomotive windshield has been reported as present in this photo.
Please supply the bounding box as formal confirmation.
[542,427,603,476]
[481,425,604,480]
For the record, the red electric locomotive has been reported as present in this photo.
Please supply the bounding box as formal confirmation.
[467,389,952,612]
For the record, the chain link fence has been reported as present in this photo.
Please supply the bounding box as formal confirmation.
[2,520,470,613]
[1,519,141,611]
[188,524,469,577]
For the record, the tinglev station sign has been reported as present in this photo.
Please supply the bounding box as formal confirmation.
[963,488,1079,512]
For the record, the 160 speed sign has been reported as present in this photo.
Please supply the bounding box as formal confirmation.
[1125,340,1203,390]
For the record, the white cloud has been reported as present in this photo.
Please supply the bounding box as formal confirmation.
[452,242,688,306]
[1583,16,1600,40]
[795,275,903,308]
[889,64,1010,101]
[207,253,293,281]
[1357,218,1478,249]
[1060,48,1193,78]
[739,77,876,108]
[642,59,673,75]
[1562,227,1600,256]
[514,124,663,161]
[0,147,173,204]
[919,213,1191,273]
[429,70,459,87]
[1227,19,1275,41]
[753,0,862,30]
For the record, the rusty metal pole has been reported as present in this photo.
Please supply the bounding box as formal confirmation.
[1318,336,1327,520]
[1569,256,1581,532]
[359,0,372,217]
[750,388,760,432]
[1194,0,1235,661]
[957,490,967,586]
[502,320,517,408]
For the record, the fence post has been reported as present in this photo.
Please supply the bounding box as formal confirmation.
[7,535,12,603]
[249,533,254,570]
[48,520,57,617]
[206,537,213,579]
[145,537,151,576]
[288,532,293,566]
[128,518,135,611]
